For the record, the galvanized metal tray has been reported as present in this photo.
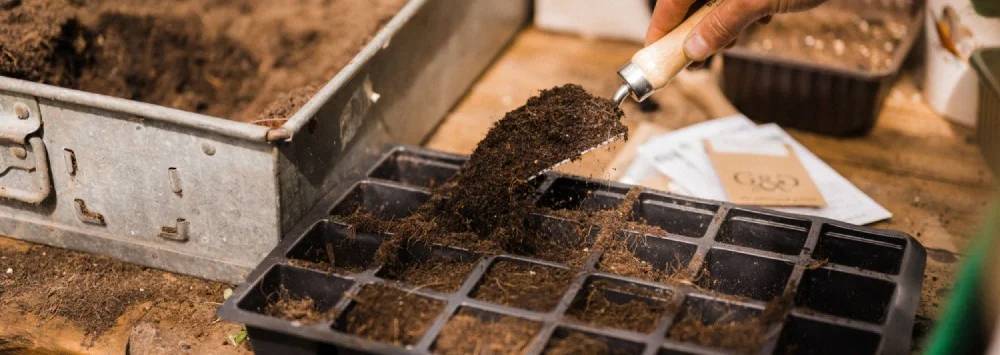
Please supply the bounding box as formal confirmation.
[219,145,927,354]
[0,0,528,282]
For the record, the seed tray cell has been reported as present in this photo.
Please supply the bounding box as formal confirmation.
[219,145,926,354]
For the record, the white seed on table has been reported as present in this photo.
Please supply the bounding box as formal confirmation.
[804,35,816,47]
[834,39,846,55]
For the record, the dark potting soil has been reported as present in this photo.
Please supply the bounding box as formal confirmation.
[667,293,793,352]
[471,260,575,312]
[338,284,444,346]
[566,280,671,333]
[435,84,626,237]
[434,309,541,355]
[543,332,614,355]
[378,253,478,293]
[263,286,333,324]
[0,0,404,122]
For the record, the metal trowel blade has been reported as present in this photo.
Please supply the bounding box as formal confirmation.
[528,132,625,180]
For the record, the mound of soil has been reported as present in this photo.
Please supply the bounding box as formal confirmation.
[0,0,405,121]
[378,253,477,292]
[434,310,540,355]
[338,284,444,345]
[544,333,613,355]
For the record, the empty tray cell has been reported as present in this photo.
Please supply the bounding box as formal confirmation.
[566,277,673,333]
[433,307,542,354]
[795,268,896,324]
[774,316,881,355]
[812,224,906,274]
[598,231,697,284]
[698,249,794,301]
[376,244,479,292]
[334,283,445,346]
[537,177,629,211]
[369,150,461,188]
[286,221,382,274]
[471,259,575,312]
[716,210,810,255]
[632,194,717,239]
[543,327,646,355]
[237,264,353,325]
[667,296,767,351]
[329,181,429,220]
[518,214,598,267]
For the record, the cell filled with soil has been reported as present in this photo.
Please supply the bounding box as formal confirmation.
[376,244,479,293]
[566,277,673,333]
[774,316,882,355]
[666,296,767,351]
[631,194,717,239]
[716,210,811,255]
[285,221,382,274]
[543,328,645,355]
[238,265,353,325]
[812,224,906,274]
[329,181,430,220]
[515,214,598,267]
[537,177,629,211]
[470,259,575,312]
[597,231,697,284]
[696,249,794,301]
[334,284,444,346]
[795,268,896,323]
[432,307,542,354]
[369,150,462,189]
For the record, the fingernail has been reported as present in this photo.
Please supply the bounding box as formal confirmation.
[684,33,710,61]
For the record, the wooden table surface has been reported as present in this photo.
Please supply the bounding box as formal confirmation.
[0,27,994,353]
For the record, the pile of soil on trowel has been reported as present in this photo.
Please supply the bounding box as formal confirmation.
[0,0,404,122]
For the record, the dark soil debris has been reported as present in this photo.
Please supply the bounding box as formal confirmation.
[339,284,444,345]
[434,310,540,355]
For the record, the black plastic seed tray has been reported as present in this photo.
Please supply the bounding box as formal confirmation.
[219,145,926,355]
[720,0,924,136]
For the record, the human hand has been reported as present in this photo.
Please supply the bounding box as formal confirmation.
[646,0,827,61]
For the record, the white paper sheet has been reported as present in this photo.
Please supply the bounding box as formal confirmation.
[627,116,892,225]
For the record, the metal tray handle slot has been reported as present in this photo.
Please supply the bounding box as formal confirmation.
[0,137,51,204]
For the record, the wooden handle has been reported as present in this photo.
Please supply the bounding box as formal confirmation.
[631,1,720,89]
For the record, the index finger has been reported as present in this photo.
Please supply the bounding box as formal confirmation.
[646,0,698,45]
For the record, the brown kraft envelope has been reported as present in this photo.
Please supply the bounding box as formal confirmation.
[705,141,826,207]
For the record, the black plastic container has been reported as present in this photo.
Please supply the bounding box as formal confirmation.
[720,0,925,136]
[972,47,1000,175]
[219,146,926,354]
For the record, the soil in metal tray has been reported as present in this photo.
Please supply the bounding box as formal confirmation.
[0,0,405,123]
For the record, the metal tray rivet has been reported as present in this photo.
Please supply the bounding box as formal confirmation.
[13,103,29,120]
[63,149,77,176]
[10,146,27,160]
[201,143,216,156]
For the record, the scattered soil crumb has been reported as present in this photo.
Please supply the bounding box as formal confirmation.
[805,258,829,270]
[434,310,540,355]
[340,284,444,345]
[544,332,614,355]
[263,286,332,324]
[567,280,671,333]
[472,261,574,312]
[0,242,228,336]
[380,254,477,292]
[0,0,406,121]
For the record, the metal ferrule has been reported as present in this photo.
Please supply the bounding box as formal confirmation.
[617,62,655,102]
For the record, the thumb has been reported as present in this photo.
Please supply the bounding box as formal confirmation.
[684,0,770,61]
